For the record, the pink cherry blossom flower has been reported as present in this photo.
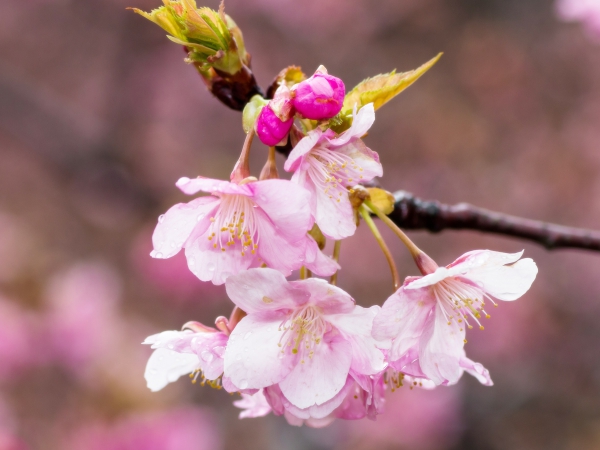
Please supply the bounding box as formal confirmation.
[373,250,537,386]
[284,103,382,239]
[151,176,320,285]
[143,327,228,391]
[223,268,386,414]
[233,389,273,419]
[292,66,345,120]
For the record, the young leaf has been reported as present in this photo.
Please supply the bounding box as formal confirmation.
[337,53,442,130]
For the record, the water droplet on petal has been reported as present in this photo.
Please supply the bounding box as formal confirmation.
[236,354,242,361]
[207,263,216,272]
[213,346,225,357]
[243,331,252,340]
[158,214,165,223]
[244,347,249,353]
[168,344,174,349]
[189,258,196,267]
[197,212,205,221]
[239,379,249,389]
[201,351,214,362]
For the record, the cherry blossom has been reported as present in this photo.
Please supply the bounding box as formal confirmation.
[151,176,324,285]
[373,250,537,386]
[222,268,387,414]
[143,328,228,392]
[284,103,382,239]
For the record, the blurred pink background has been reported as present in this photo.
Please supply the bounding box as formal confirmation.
[1,0,600,448]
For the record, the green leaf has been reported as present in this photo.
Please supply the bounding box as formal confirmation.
[334,53,442,132]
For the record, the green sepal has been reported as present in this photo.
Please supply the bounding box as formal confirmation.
[242,95,268,133]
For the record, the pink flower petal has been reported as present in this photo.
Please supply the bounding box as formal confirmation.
[284,129,323,172]
[460,355,493,386]
[419,304,465,385]
[314,186,356,240]
[327,306,386,375]
[144,348,199,392]
[335,140,382,181]
[290,278,355,314]
[225,268,309,314]
[152,197,219,259]
[184,237,255,285]
[176,176,253,196]
[279,333,352,409]
[466,258,538,301]
[373,287,436,363]
[224,314,295,390]
[282,375,355,420]
[303,235,340,277]
[250,179,313,241]
[328,103,375,147]
[233,390,273,419]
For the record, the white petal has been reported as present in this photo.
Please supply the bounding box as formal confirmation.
[467,258,538,301]
[144,348,199,392]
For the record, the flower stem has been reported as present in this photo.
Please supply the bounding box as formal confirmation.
[364,199,438,275]
[230,129,255,183]
[330,240,342,286]
[359,205,401,291]
[364,199,421,257]
[259,146,279,180]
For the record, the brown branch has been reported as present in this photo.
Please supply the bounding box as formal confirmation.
[389,191,600,252]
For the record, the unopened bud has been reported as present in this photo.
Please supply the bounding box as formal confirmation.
[255,105,293,146]
[292,66,345,120]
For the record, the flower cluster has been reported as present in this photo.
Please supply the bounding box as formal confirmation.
[137,2,538,428]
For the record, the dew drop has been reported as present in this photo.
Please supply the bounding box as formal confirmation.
[197,212,206,221]
[168,344,174,349]
[243,331,252,340]
[201,351,214,362]
[236,354,242,361]
[189,259,196,267]
[158,214,165,223]
[158,357,164,362]
[239,379,249,389]
[244,347,249,353]
[191,337,197,344]
[213,346,225,357]
[208,263,216,272]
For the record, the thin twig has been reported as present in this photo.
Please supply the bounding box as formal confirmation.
[389,191,600,252]
[360,206,401,291]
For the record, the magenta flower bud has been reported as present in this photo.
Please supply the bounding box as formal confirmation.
[255,105,294,146]
[292,66,345,120]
